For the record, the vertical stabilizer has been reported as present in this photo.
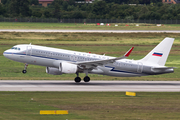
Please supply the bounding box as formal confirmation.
[141,37,174,66]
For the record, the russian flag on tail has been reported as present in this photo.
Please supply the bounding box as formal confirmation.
[153,52,163,57]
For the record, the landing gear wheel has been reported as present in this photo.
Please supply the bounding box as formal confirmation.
[22,70,27,74]
[75,77,81,83]
[84,76,90,82]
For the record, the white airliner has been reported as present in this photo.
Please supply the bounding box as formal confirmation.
[3,37,175,83]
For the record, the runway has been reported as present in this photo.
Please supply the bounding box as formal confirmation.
[0,80,180,92]
[0,29,180,33]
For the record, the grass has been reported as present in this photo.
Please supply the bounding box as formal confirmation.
[0,32,180,45]
[0,32,180,80]
[0,92,180,120]
[0,22,180,30]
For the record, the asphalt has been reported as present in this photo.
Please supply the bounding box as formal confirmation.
[0,80,180,92]
[0,29,180,33]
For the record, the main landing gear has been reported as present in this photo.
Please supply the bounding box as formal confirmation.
[22,63,28,74]
[74,72,90,83]
[83,76,90,82]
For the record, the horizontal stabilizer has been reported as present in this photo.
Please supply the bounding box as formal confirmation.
[152,67,175,71]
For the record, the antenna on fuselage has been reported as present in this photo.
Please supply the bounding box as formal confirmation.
[29,43,31,45]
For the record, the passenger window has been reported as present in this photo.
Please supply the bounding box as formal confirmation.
[18,48,20,50]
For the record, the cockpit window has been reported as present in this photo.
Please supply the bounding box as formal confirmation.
[11,47,20,50]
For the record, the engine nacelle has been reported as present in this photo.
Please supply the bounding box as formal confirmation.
[59,62,78,74]
[46,67,62,75]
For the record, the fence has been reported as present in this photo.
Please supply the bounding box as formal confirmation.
[0,17,180,24]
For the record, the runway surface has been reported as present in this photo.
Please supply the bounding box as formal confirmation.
[0,29,180,33]
[0,80,180,92]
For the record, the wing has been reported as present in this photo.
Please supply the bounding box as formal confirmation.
[74,47,134,70]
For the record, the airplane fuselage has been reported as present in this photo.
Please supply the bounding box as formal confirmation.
[3,44,174,78]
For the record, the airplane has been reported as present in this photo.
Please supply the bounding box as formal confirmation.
[3,37,175,83]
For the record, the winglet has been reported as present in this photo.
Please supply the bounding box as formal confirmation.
[124,47,134,57]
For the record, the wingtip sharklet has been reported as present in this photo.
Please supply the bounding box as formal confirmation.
[124,47,134,57]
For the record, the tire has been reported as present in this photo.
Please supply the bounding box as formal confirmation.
[22,70,27,74]
[75,77,81,83]
[84,76,90,82]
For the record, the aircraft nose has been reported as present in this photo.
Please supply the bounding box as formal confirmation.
[3,50,7,57]
[3,50,10,58]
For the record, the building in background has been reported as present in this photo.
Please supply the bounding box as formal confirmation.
[162,0,180,4]
[39,0,54,7]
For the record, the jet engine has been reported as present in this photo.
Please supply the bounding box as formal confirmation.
[46,62,78,75]
[46,67,62,75]
[59,62,78,74]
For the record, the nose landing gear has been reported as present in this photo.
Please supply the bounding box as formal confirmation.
[22,63,28,74]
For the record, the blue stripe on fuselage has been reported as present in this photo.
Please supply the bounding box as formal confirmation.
[3,52,71,61]
[105,66,141,75]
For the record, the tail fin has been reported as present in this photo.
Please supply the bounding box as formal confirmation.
[141,37,174,66]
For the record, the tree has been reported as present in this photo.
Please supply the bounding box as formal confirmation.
[8,0,31,17]
[44,11,52,18]
[138,5,149,19]
[72,11,83,19]
[0,4,6,16]
[30,0,39,5]
[32,11,42,17]
[87,13,96,19]
[1,0,10,4]
[19,0,32,17]
[91,1,108,16]
[62,1,68,10]
[52,0,63,19]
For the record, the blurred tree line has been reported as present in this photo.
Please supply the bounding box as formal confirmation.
[0,0,180,20]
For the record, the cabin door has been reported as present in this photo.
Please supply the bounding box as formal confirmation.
[26,46,32,56]
[137,62,143,73]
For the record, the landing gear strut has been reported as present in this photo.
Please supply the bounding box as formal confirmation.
[83,70,90,82]
[22,63,28,74]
